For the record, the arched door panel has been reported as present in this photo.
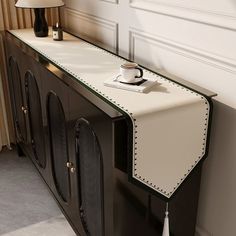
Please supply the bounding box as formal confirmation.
[76,118,104,236]
[25,71,46,168]
[47,91,70,202]
[8,57,27,142]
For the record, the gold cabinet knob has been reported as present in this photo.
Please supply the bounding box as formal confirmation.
[66,162,76,173]
[66,162,73,168]
[21,106,28,114]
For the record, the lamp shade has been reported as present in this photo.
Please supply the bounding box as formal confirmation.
[15,0,64,8]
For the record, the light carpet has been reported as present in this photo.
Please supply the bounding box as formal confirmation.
[0,148,74,235]
[1,215,76,236]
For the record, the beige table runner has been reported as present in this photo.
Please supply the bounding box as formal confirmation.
[9,29,210,198]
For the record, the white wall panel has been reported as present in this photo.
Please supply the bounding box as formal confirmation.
[100,0,118,4]
[130,0,236,30]
[128,7,236,64]
[129,29,236,108]
[131,0,236,14]
[64,7,118,53]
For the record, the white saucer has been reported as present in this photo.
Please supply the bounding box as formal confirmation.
[104,75,160,93]
[115,74,143,84]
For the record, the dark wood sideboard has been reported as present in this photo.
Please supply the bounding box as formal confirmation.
[3,30,213,236]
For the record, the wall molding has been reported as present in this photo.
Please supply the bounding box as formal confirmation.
[130,0,236,31]
[64,8,118,53]
[100,0,118,4]
[129,28,236,74]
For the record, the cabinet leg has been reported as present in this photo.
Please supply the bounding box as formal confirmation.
[16,143,25,157]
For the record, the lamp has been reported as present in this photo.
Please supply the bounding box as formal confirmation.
[15,0,65,37]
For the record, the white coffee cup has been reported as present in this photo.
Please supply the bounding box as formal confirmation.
[120,63,143,83]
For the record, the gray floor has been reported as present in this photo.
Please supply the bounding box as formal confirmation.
[1,215,75,236]
[0,148,74,235]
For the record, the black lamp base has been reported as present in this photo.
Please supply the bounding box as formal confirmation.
[34,8,48,37]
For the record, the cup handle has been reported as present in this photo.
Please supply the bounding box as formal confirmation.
[135,67,143,78]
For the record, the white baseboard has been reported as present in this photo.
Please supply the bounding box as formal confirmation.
[196,226,212,236]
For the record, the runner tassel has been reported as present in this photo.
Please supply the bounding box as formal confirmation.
[162,202,170,236]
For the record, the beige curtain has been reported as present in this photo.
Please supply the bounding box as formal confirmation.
[0,31,12,151]
[0,1,59,30]
[0,0,58,151]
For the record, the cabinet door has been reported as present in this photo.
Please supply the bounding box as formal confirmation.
[25,71,46,168]
[47,91,70,202]
[8,57,27,143]
[67,87,115,236]
[75,118,104,236]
